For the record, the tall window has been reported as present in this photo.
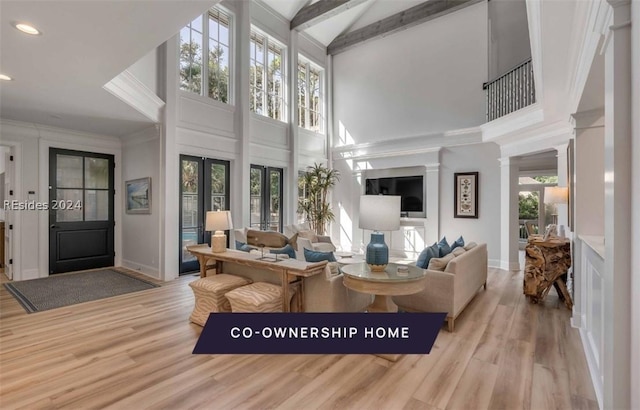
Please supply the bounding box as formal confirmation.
[297,56,323,133]
[179,7,231,103]
[250,29,285,121]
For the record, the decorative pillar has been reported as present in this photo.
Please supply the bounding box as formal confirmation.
[499,156,520,271]
[288,30,300,227]
[631,1,640,408]
[602,1,632,409]
[425,162,440,245]
[554,143,569,235]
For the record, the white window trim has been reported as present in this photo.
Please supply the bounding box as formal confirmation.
[250,26,287,122]
[179,5,234,105]
[298,55,324,134]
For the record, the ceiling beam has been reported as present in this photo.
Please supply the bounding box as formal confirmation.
[328,0,484,55]
[291,0,370,31]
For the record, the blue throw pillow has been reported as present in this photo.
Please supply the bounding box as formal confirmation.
[270,244,296,259]
[303,248,337,262]
[451,236,465,251]
[438,236,452,257]
[235,240,253,252]
[416,242,439,269]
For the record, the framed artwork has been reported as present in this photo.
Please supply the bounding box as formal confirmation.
[454,172,479,218]
[125,177,151,214]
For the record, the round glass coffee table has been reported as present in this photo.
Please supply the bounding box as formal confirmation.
[341,262,426,313]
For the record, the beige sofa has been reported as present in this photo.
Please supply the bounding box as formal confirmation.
[284,223,336,255]
[392,243,488,332]
[220,259,372,312]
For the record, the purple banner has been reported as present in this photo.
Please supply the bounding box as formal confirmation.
[193,312,446,355]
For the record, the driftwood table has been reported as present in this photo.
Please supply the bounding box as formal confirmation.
[524,236,573,309]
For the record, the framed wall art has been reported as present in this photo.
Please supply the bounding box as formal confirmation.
[454,172,479,218]
[125,177,151,214]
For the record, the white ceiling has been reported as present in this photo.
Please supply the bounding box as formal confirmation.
[0,0,452,137]
[0,0,217,137]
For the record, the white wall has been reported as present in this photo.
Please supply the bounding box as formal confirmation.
[439,143,501,264]
[575,116,604,237]
[332,1,487,145]
[488,0,531,79]
[332,141,501,265]
[121,126,161,278]
[126,48,159,94]
[0,119,122,281]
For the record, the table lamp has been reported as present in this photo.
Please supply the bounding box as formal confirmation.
[206,210,233,253]
[359,195,401,271]
[544,186,568,236]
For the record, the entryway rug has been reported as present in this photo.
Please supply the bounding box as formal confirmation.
[4,269,160,313]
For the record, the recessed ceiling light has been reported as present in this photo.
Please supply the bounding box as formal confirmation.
[13,22,41,35]
[0,74,13,81]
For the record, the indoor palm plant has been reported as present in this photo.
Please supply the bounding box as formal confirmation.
[298,163,340,235]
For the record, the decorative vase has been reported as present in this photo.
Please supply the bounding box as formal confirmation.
[366,232,388,272]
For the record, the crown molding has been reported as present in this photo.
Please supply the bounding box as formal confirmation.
[480,102,545,144]
[103,69,165,123]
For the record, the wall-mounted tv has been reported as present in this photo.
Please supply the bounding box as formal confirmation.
[365,175,424,213]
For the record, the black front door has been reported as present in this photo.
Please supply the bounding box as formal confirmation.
[250,165,283,232]
[49,148,114,274]
[179,155,230,274]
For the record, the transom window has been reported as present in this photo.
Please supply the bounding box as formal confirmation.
[179,7,232,103]
[297,56,323,133]
[250,29,285,121]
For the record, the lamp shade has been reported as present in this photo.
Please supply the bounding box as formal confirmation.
[205,210,233,232]
[544,187,568,204]
[359,195,401,231]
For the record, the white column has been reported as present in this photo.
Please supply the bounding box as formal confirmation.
[631,1,640,408]
[235,0,251,228]
[425,162,440,245]
[555,143,569,236]
[499,156,519,271]
[631,1,640,409]
[603,1,632,409]
[160,36,179,281]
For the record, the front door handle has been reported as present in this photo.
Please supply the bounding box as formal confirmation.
[50,224,57,229]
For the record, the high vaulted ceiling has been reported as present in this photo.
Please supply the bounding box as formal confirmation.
[0,0,217,136]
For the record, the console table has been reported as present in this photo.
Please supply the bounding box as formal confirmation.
[524,236,573,309]
[186,245,327,312]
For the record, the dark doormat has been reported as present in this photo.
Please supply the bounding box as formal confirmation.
[4,269,160,313]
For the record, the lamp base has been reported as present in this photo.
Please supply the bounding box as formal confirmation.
[211,231,226,253]
[366,232,389,272]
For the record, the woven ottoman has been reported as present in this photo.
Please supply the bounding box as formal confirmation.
[188,274,252,325]
[225,282,294,312]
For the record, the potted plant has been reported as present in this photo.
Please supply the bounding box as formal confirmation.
[298,163,340,235]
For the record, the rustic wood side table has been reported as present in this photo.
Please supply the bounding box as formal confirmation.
[524,236,573,309]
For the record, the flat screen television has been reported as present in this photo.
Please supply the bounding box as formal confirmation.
[365,175,424,213]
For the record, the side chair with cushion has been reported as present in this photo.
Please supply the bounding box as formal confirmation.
[284,222,336,256]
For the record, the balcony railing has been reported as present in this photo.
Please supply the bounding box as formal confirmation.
[483,58,535,122]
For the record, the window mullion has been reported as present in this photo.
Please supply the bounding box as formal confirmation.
[202,13,209,98]
[305,62,310,130]
[263,37,268,116]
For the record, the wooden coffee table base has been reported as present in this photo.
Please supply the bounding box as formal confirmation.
[368,294,398,313]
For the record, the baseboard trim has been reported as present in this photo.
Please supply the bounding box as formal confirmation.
[498,260,520,271]
[122,259,160,280]
[488,259,501,269]
[21,269,41,281]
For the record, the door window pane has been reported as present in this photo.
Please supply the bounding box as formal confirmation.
[269,170,281,231]
[250,168,262,229]
[56,155,83,188]
[56,189,83,222]
[182,228,197,263]
[85,158,109,189]
[85,190,109,221]
[182,160,199,229]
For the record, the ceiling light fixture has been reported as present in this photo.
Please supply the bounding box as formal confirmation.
[13,22,41,35]
[0,74,13,81]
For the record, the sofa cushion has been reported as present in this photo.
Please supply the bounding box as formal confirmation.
[304,248,337,262]
[438,237,452,257]
[416,242,439,269]
[270,244,296,259]
[428,253,456,271]
[464,241,477,251]
[452,247,466,257]
[451,236,465,251]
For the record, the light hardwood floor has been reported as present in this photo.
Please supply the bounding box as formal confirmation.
[0,267,598,409]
